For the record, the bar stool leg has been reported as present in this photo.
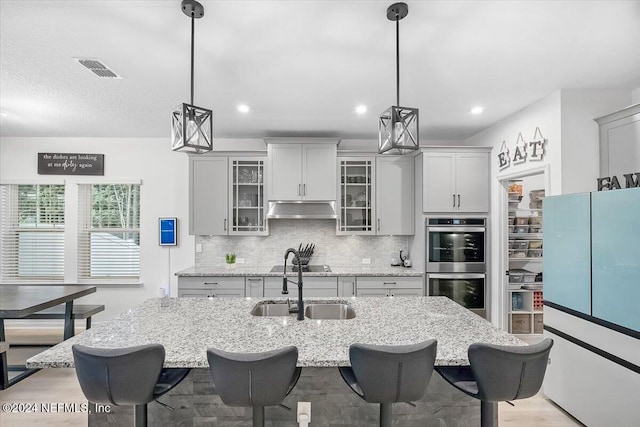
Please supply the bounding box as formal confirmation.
[134,403,147,427]
[253,406,265,427]
[379,402,393,427]
[480,401,497,427]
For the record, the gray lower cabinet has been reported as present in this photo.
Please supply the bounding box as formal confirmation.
[338,277,357,297]
[264,277,338,298]
[177,275,422,298]
[245,277,264,297]
[356,276,423,297]
[178,277,245,298]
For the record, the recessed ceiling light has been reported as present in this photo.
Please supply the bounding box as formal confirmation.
[355,105,367,115]
[237,104,250,113]
[470,106,484,115]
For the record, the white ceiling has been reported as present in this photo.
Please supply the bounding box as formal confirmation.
[1,0,639,141]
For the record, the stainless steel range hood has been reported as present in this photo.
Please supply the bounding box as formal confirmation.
[267,201,337,219]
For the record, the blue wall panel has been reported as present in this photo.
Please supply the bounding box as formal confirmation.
[591,187,640,332]
[543,193,591,314]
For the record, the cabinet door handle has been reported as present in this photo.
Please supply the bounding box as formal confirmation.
[204,282,219,286]
[377,219,381,231]
[383,282,397,285]
[457,194,461,208]
[453,194,456,208]
[352,282,355,295]
[224,218,227,231]
[303,183,306,195]
[247,278,260,282]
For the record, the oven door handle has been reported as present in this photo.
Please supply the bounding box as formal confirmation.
[427,226,486,233]
[427,273,486,279]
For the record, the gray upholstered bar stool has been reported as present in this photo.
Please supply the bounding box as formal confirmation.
[72,344,191,427]
[338,339,438,427]
[207,346,301,427]
[435,338,553,427]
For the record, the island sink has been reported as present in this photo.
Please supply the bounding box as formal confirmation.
[250,302,290,317]
[251,301,355,320]
[305,304,355,320]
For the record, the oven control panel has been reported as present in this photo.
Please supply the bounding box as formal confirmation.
[427,218,486,226]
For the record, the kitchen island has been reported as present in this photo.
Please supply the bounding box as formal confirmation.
[27,297,523,425]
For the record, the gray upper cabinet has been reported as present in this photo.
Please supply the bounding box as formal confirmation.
[303,144,337,200]
[375,157,414,235]
[337,157,375,235]
[268,144,302,200]
[267,142,337,201]
[189,157,228,235]
[422,150,489,213]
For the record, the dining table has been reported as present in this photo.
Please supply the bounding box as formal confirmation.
[0,284,96,389]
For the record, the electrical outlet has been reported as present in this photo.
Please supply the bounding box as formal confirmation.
[297,401,311,424]
[362,258,371,264]
[236,257,245,264]
[195,244,203,253]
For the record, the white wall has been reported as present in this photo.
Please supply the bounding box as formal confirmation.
[0,137,195,323]
[466,91,561,326]
[632,87,640,104]
[560,89,630,194]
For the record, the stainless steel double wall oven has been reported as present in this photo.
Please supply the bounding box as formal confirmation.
[425,218,487,318]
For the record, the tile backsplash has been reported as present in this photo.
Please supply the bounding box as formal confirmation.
[196,219,409,267]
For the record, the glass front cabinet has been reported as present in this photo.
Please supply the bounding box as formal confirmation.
[337,158,375,235]
[229,157,267,235]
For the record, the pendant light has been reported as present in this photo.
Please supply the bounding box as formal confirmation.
[171,0,213,154]
[378,2,419,155]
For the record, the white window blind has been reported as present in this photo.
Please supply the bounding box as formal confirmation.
[0,184,65,282]
[78,184,140,280]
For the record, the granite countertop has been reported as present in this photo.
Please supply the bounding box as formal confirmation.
[175,265,423,277]
[27,297,523,369]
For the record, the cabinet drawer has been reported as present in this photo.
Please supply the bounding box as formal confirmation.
[178,276,245,290]
[178,288,244,298]
[356,276,423,290]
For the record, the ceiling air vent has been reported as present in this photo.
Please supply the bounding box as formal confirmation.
[75,58,121,79]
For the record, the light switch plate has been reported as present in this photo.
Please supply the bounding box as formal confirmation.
[362,258,371,264]
[195,244,203,253]
[236,258,245,264]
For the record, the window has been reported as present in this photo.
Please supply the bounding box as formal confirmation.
[78,184,140,280]
[0,184,65,282]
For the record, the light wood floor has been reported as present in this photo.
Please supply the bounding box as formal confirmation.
[0,329,584,427]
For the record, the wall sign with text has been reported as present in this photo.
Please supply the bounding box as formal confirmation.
[38,153,104,176]
[498,127,546,170]
[597,172,640,191]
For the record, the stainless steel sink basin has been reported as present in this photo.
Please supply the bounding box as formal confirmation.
[251,303,290,316]
[304,304,355,320]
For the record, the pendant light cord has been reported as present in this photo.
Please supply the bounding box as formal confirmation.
[396,15,400,107]
[190,11,195,106]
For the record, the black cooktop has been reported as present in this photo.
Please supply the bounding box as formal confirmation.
[269,265,331,273]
